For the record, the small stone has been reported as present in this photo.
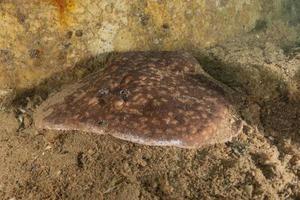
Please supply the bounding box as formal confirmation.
[153,38,160,44]
[75,30,83,37]
[66,30,73,39]
[29,49,41,59]
[45,145,52,150]
[56,170,62,176]
[87,149,95,155]
[162,23,169,29]
[113,99,124,110]
[245,184,253,197]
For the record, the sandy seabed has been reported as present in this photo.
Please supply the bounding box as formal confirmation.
[0,22,300,199]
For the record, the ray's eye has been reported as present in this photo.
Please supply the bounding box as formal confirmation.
[98,88,109,96]
[119,89,130,101]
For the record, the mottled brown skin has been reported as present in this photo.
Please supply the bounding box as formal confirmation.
[35,51,241,148]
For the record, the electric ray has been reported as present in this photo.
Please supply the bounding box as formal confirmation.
[34,51,242,148]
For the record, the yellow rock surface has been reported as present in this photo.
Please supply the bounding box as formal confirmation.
[0,0,284,91]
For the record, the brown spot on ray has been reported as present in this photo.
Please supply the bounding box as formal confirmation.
[34,51,242,148]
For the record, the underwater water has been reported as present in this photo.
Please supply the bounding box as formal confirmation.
[0,1,299,199]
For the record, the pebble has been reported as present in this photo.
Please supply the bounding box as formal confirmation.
[245,184,253,197]
[114,99,124,110]
[45,145,52,150]
[75,30,83,37]
[56,170,62,176]
[88,149,95,155]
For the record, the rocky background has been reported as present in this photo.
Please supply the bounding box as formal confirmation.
[0,0,298,93]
